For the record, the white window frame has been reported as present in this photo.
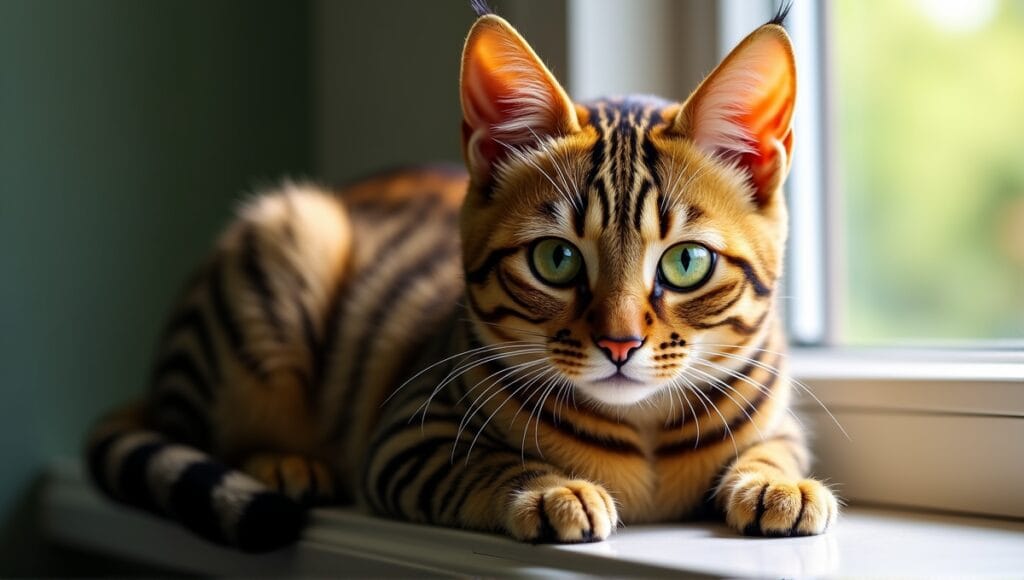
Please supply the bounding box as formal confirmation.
[564,0,1024,519]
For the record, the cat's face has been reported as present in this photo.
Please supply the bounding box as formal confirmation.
[459,15,795,407]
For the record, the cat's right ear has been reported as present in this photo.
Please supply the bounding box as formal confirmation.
[460,15,580,185]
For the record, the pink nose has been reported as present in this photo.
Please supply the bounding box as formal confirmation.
[595,337,644,364]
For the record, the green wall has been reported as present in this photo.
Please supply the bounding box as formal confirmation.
[0,1,310,572]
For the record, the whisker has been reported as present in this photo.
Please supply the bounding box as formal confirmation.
[453,359,551,456]
[461,364,556,462]
[690,357,807,431]
[679,371,737,457]
[385,339,537,406]
[461,318,554,340]
[693,347,850,440]
[685,365,765,443]
[414,347,548,422]
[494,138,578,212]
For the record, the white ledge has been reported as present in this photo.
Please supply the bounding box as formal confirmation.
[789,346,1024,383]
[39,460,1024,577]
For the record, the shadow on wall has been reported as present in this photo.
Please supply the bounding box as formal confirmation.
[0,0,309,573]
[0,0,530,572]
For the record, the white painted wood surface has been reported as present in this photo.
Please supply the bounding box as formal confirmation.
[40,461,1024,577]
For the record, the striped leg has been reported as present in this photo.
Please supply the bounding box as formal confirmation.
[362,398,618,543]
[715,421,839,536]
[242,453,335,505]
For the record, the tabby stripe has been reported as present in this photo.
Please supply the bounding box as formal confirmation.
[209,260,243,350]
[161,307,221,384]
[657,190,670,239]
[466,290,551,325]
[298,302,320,391]
[632,180,652,230]
[444,459,523,521]
[240,228,284,342]
[466,246,519,284]
[150,390,211,448]
[316,186,425,391]
[416,455,464,522]
[501,468,550,494]
[339,237,460,438]
[665,345,768,429]
[372,436,453,515]
[693,310,770,335]
[656,361,779,456]
[117,441,165,512]
[677,281,745,321]
[167,461,229,544]
[152,350,213,401]
[368,412,462,462]
[723,254,773,297]
[593,180,611,230]
[640,118,662,192]
[508,389,643,455]
[382,438,450,516]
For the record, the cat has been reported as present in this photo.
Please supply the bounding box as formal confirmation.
[86,2,838,552]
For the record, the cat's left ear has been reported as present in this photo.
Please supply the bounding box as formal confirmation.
[670,24,796,207]
[460,15,580,184]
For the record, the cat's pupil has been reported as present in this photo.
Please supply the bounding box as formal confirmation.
[552,245,569,269]
[679,248,692,271]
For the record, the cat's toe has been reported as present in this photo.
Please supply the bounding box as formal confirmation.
[726,472,838,537]
[506,479,618,543]
[242,454,335,506]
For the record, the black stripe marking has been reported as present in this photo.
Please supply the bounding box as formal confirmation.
[657,190,670,239]
[744,483,770,536]
[656,362,779,456]
[118,441,166,512]
[632,180,652,230]
[162,307,221,384]
[445,459,522,522]
[507,389,643,455]
[152,350,213,402]
[150,389,211,448]
[209,261,243,350]
[240,228,284,342]
[692,310,770,335]
[86,430,122,496]
[338,236,460,439]
[466,290,551,325]
[722,254,773,297]
[235,492,305,552]
[372,436,452,516]
[167,461,229,545]
[466,246,519,284]
[593,180,610,230]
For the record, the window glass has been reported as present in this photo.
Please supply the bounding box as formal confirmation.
[834,0,1024,343]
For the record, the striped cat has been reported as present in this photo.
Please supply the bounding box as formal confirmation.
[86,3,839,552]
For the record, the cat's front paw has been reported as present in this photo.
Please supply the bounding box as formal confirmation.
[724,472,838,537]
[242,453,335,506]
[505,479,618,543]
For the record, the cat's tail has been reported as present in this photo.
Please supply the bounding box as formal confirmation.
[84,403,304,553]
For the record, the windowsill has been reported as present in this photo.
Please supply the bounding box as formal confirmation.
[40,461,1024,577]
[789,346,1024,383]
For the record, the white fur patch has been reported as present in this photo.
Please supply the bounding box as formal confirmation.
[104,431,163,496]
[211,471,270,545]
[145,445,208,511]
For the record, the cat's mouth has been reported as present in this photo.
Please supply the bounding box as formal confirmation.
[591,371,646,387]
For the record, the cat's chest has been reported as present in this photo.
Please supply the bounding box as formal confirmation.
[572,422,757,524]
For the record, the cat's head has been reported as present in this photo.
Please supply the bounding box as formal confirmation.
[458,10,795,408]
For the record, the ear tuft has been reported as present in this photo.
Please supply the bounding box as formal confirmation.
[460,15,579,184]
[672,25,796,206]
[469,0,492,18]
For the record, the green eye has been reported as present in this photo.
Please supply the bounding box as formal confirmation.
[659,242,715,291]
[529,238,583,286]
